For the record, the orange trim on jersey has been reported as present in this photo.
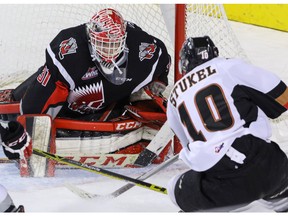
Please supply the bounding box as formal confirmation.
[275,87,288,109]
[41,81,69,114]
[283,103,288,109]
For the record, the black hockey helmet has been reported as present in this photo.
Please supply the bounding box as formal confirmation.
[179,36,219,74]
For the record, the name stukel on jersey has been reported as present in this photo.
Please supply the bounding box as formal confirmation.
[169,66,217,107]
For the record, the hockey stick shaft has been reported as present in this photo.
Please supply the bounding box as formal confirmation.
[0,158,14,163]
[110,153,179,197]
[32,148,168,195]
[65,153,179,199]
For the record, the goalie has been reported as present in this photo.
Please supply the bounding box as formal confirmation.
[0,8,171,166]
[11,8,170,120]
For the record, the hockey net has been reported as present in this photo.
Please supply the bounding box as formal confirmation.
[0,4,287,162]
[0,4,247,93]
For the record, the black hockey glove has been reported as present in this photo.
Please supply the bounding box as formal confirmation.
[0,121,32,160]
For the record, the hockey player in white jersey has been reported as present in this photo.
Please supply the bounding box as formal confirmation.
[166,36,288,211]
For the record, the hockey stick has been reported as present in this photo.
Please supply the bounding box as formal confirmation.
[134,121,174,166]
[32,148,168,195]
[129,87,172,167]
[0,158,15,163]
[65,153,179,199]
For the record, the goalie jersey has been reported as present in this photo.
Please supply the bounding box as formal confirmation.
[20,22,170,119]
[167,57,288,172]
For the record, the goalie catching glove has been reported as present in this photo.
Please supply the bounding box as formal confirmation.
[0,121,32,160]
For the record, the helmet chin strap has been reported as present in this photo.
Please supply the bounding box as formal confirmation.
[111,58,123,75]
[91,51,123,75]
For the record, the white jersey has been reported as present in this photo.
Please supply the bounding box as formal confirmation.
[167,57,288,171]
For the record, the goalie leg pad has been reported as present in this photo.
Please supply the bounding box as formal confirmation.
[17,114,55,177]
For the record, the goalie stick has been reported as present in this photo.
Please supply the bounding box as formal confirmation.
[130,87,173,167]
[133,121,174,167]
[32,148,168,195]
[65,153,179,199]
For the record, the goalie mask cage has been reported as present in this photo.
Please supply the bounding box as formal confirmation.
[0,4,286,155]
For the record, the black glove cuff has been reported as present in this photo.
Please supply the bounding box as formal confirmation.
[2,146,20,160]
[2,121,25,144]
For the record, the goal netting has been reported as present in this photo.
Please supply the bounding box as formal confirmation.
[0,4,247,91]
[0,4,287,155]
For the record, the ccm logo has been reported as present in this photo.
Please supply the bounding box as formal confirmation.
[62,155,136,167]
[115,121,142,131]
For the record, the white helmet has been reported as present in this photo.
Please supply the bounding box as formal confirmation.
[87,8,128,85]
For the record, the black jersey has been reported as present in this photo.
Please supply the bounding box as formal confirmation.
[20,22,171,118]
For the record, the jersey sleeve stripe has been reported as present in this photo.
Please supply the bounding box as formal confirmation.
[275,87,288,109]
[267,81,288,109]
[131,49,162,94]
[46,45,75,90]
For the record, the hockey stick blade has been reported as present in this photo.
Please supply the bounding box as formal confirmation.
[32,148,168,195]
[64,183,103,199]
[65,154,179,199]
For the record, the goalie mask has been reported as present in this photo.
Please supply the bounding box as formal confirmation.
[179,36,219,74]
[87,8,128,85]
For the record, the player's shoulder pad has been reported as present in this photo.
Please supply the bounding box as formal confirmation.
[125,21,143,32]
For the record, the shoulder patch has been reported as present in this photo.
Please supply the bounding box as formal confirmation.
[139,43,157,61]
[59,37,78,60]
